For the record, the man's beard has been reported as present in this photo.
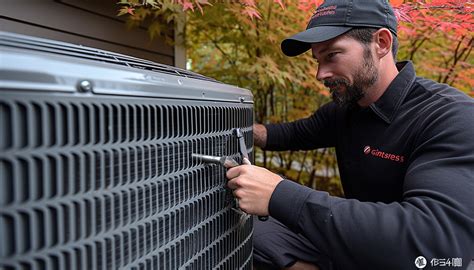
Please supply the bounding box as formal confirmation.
[324,48,379,108]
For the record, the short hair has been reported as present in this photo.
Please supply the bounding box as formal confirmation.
[345,27,398,61]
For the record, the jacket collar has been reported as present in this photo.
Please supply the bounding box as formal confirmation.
[368,61,416,124]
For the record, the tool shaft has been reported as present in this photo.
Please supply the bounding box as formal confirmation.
[192,153,239,168]
[191,153,221,164]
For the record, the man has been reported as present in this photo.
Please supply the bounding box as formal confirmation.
[226,0,474,269]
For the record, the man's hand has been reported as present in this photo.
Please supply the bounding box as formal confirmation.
[226,164,283,216]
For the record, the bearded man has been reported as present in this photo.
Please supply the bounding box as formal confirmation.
[226,0,474,269]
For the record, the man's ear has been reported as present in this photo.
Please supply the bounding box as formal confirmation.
[373,28,393,59]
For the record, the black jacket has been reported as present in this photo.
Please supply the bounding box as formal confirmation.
[264,61,474,270]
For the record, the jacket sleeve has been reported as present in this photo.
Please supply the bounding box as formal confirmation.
[264,102,338,151]
[268,101,474,270]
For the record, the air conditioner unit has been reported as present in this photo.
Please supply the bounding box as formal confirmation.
[0,32,254,270]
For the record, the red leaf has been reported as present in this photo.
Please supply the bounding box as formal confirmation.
[126,7,135,15]
[182,2,194,11]
[390,0,404,8]
[242,6,261,19]
[241,0,256,7]
[297,0,324,12]
[393,6,412,23]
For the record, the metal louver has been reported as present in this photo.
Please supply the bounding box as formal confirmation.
[0,32,254,270]
[0,32,217,83]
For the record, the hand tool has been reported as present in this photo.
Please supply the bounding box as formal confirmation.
[234,128,269,221]
[192,152,251,228]
[190,153,240,168]
[192,128,269,223]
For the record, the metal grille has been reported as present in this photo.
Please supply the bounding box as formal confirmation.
[0,92,254,270]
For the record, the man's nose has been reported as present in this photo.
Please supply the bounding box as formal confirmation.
[316,65,333,81]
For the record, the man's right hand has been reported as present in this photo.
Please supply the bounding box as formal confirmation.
[253,123,267,148]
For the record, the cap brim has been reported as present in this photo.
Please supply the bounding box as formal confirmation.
[281,26,352,57]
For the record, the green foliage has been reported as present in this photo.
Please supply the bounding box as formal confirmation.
[186,2,325,120]
[184,1,343,195]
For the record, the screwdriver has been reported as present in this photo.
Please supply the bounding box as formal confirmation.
[192,152,269,222]
[191,153,240,168]
[192,153,251,227]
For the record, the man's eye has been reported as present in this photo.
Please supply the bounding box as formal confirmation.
[327,52,338,59]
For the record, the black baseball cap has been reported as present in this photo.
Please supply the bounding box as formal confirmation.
[281,0,398,56]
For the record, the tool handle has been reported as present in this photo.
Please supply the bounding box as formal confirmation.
[234,129,268,221]
[241,158,269,221]
[241,157,251,165]
[222,157,240,168]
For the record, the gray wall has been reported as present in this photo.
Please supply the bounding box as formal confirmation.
[0,0,185,67]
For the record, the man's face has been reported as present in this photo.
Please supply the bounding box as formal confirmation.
[311,34,379,108]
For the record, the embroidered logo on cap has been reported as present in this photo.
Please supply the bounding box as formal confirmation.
[311,5,337,19]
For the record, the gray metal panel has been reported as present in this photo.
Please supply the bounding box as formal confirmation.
[0,32,254,104]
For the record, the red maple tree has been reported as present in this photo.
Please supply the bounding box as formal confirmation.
[118,0,473,94]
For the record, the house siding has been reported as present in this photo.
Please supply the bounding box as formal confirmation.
[0,0,178,66]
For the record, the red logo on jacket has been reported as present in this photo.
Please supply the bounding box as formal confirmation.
[363,146,405,163]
